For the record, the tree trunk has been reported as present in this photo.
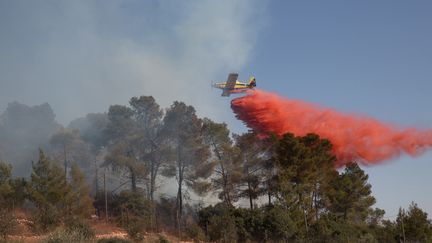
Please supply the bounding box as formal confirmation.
[176,169,184,231]
[248,179,253,209]
[313,187,319,221]
[176,145,184,220]
[220,163,232,206]
[149,160,157,202]
[63,144,67,178]
[268,191,272,205]
[249,195,254,209]
[177,181,183,217]
[130,167,137,192]
[299,193,308,232]
[212,140,232,207]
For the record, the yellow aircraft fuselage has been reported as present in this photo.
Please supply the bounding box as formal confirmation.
[213,73,256,96]
[213,80,252,90]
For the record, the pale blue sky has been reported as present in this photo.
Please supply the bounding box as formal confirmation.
[240,0,432,218]
[0,0,431,217]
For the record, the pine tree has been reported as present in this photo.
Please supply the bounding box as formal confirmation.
[104,105,145,192]
[50,128,92,176]
[328,163,376,223]
[0,162,13,204]
[28,150,71,231]
[0,161,17,240]
[68,163,94,220]
[202,118,241,206]
[235,132,266,209]
[163,102,210,219]
[396,202,432,242]
[273,133,337,232]
[129,96,172,202]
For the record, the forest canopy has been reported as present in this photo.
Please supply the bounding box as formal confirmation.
[0,96,431,242]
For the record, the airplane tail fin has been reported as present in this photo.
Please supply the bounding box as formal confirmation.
[248,76,257,87]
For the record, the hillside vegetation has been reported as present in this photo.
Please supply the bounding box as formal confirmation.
[0,96,431,242]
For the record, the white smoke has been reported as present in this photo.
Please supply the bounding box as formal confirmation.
[0,0,267,124]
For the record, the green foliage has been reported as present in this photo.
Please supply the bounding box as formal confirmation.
[1,95,432,243]
[197,133,405,242]
[97,238,131,243]
[328,163,376,222]
[307,213,376,243]
[44,220,94,242]
[10,177,28,206]
[163,101,211,217]
[0,161,27,209]
[28,150,72,232]
[30,206,60,233]
[129,96,172,202]
[113,190,153,218]
[235,132,267,209]
[155,196,177,230]
[49,128,93,172]
[184,222,206,241]
[104,105,144,192]
[198,204,237,242]
[273,133,338,235]
[105,190,153,240]
[0,207,17,240]
[371,219,398,243]
[67,163,94,221]
[396,202,432,242]
[155,235,170,243]
[263,205,298,241]
[65,220,95,240]
[45,227,95,243]
[199,204,301,242]
[124,217,145,242]
[202,118,241,206]
[0,162,13,203]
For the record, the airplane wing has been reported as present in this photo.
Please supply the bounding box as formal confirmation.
[222,73,238,96]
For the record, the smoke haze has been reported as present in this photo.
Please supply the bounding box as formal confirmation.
[0,102,61,175]
[0,0,266,124]
[231,89,432,166]
[0,0,266,175]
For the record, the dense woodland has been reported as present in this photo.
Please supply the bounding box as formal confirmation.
[0,96,431,242]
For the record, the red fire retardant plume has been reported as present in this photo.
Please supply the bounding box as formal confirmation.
[231,89,432,167]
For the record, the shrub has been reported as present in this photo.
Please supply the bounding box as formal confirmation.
[45,229,91,243]
[155,235,170,243]
[97,237,132,243]
[184,223,206,241]
[65,220,95,240]
[123,216,145,242]
[44,221,95,243]
[0,208,17,240]
[30,208,60,233]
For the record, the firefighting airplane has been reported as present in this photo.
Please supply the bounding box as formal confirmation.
[212,73,257,96]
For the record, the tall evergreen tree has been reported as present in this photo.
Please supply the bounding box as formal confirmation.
[328,163,376,223]
[0,162,13,204]
[50,127,92,176]
[104,105,145,192]
[0,161,17,240]
[235,132,266,209]
[273,133,337,232]
[130,96,172,202]
[163,102,210,219]
[28,150,71,231]
[202,118,241,206]
[396,202,432,242]
[68,163,94,220]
